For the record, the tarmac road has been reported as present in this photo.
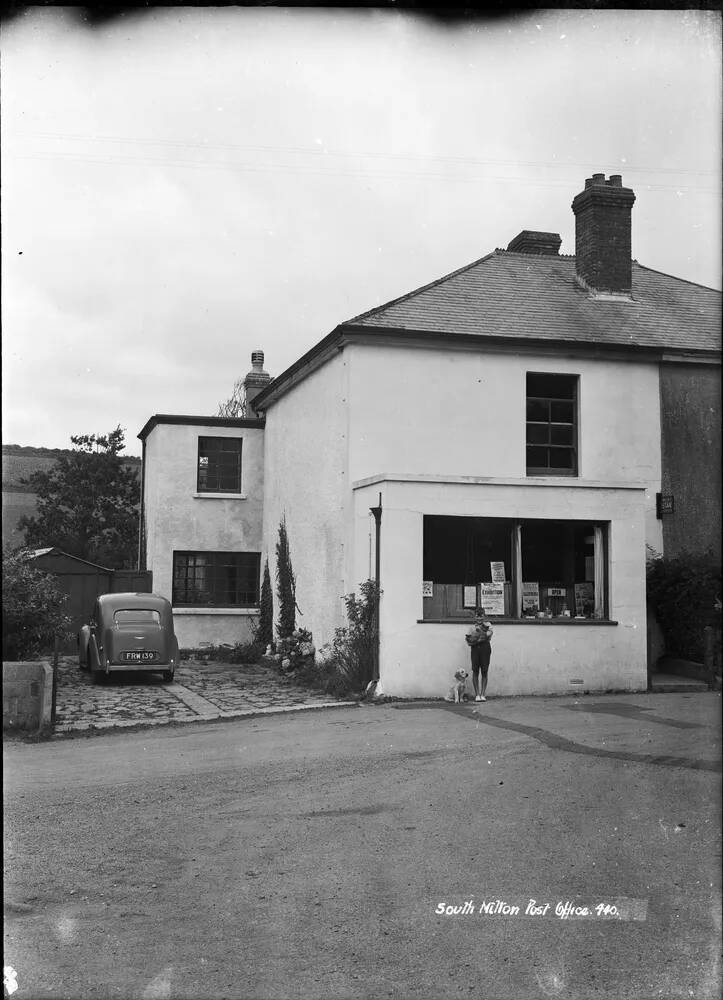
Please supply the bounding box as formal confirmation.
[3,692,721,1000]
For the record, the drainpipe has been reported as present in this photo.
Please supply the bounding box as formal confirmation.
[369,492,382,682]
[137,438,146,572]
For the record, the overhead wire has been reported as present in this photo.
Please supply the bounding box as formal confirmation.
[7,129,718,178]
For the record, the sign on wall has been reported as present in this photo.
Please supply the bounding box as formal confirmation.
[422,580,434,598]
[522,582,540,613]
[490,561,506,583]
[480,583,505,616]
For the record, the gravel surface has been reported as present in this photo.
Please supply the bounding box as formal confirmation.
[4,692,721,999]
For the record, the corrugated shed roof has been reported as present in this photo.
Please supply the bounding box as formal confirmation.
[347,251,721,354]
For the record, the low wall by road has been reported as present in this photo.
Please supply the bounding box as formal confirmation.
[2,661,53,732]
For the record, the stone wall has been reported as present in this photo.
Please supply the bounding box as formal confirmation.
[3,661,53,732]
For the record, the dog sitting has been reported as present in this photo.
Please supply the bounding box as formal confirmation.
[445,669,469,703]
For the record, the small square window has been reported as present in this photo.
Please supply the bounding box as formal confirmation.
[197,437,242,493]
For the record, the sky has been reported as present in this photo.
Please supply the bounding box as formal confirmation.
[2,6,721,455]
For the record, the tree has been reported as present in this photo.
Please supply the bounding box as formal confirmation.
[275,517,296,640]
[18,426,140,569]
[2,547,72,659]
[256,558,274,649]
[217,380,247,418]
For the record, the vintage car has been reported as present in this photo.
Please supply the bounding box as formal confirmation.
[78,592,179,683]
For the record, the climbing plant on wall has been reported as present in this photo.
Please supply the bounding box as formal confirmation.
[275,517,297,640]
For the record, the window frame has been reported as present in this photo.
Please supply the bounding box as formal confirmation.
[422,515,610,622]
[197,436,243,494]
[172,550,261,608]
[526,373,579,477]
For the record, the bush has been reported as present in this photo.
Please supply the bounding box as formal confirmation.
[329,579,379,692]
[293,653,355,699]
[2,547,71,660]
[646,549,721,662]
[288,580,379,699]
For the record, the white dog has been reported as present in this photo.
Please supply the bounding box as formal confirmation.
[445,669,469,703]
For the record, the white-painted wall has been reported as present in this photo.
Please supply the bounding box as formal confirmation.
[257,339,661,694]
[352,478,648,697]
[346,341,663,555]
[143,422,264,648]
[262,351,351,653]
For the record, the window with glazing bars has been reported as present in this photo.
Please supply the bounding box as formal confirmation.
[197,437,243,493]
[172,551,260,606]
[526,373,578,476]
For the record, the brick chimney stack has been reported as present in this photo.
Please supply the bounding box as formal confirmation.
[572,173,636,296]
[243,351,271,415]
[507,231,562,255]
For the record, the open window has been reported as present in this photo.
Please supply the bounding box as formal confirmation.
[422,516,608,620]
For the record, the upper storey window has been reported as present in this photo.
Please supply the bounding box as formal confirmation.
[526,373,578,476]
[197,437,243,493]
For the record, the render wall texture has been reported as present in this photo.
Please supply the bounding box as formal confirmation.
[346,341,663,554]
[262,351,350,652]
[659,363,722,559]
[143,422,264,647]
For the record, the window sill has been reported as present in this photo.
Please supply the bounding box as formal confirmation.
[173,607,260,616]
[193,492,247,500]
[418,617,618,626]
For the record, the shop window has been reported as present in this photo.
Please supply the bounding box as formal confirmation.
[526,373,578,476]
[422,516,608,620]
[197,437,243,493]
[172,551,260,607]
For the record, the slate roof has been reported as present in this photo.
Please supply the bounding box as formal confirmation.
[346,251,721,354]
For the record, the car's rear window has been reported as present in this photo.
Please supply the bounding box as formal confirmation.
[113,609,161,625]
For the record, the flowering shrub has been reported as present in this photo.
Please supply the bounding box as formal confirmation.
[274,627,315,673]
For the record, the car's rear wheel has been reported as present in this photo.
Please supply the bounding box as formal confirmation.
[162,670,175,683]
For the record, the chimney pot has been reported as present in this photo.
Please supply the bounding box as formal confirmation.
[243,350,271,414]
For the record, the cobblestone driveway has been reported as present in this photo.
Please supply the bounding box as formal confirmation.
[55,656,353,733]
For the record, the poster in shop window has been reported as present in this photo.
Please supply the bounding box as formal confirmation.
[480,583,505,616]
[522,581,540,613]
[463,585,478,608]
[574,582,595,616]
[422,580,434,598]
[490,561,506,583]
